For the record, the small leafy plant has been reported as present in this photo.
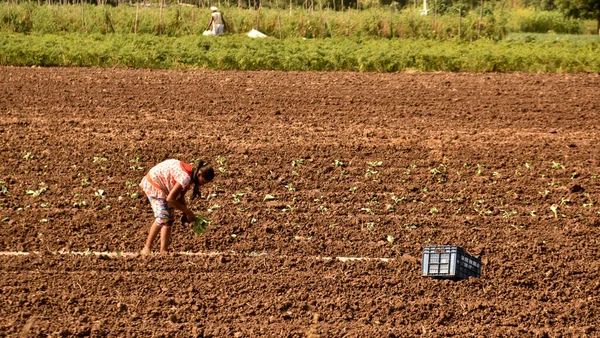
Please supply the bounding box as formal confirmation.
[192,215,211,234]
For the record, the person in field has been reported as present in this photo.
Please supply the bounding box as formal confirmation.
[206,6,225,36]
[139,159,214,255]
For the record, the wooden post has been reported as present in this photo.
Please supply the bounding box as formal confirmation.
[159,0,164,34]
[458,6,461,39]
[135,0,139,34]
[81,0,85,30]
[278,12,282,38]
[477,0,483,39]
[289,0,292,14]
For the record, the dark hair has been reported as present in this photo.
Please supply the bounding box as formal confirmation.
[191,161,214,200]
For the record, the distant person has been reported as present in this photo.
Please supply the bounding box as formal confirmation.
[206,6,225,36]
[139,159,214,255]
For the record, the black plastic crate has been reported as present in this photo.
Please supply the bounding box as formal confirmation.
[422,246,481,280]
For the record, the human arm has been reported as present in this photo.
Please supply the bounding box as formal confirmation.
[206,16,214,31]
[166,183,195,223]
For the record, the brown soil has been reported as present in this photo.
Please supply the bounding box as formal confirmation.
[1,67,600,337]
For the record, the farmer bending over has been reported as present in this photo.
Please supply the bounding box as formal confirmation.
[140,159,214,255]
[206,6,225,36]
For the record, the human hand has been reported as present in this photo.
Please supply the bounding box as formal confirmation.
[186,211,196,224]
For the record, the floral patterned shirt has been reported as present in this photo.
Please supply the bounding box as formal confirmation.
[140,159,193,199]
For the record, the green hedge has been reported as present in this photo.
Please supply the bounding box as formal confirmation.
[1,32,598,72]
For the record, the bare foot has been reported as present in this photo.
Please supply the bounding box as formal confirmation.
[140,247,151,255]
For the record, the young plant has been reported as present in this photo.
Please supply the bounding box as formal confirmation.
[368,161,383,167]
[391,196,405,204]
[285,184,296,192]
[93,156,108,163]
[94,189,105,198]
[264,194,276,201]
[216,155,227,165]
[552,161,564,169]
[232,193,244,203]
[550,205,558,218]
[26,185,47,197]
[23,152,35,160]
[292,159,304,167]
[333,160,345,167]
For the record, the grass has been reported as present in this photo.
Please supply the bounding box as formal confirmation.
[0,32,598,72]
[1,3,593,39]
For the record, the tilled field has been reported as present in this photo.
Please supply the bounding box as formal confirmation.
[1,67,600,337]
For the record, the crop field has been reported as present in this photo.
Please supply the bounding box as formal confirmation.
[1,67,600,336]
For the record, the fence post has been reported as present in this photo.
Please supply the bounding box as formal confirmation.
[477,0,483,39]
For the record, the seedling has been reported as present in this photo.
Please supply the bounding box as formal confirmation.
[39,218,48,223]
[1,217,8,222]
[360,207,374,215]
[366,222,375,230]
[216,155,227,165]
[73,200,88,208]
[560,197,570,205]
[430,168,441,175]
[232,193,244,203]
[550,205,558,218]
[93,157,108,163]
[0,184,8,196]
[23,152,35,160]
[571,172,578,180]
[192,215,211,234]
[365,169,378,177]
[207,204,220,213]
[130,193,140,199]
[368,161,383,167]
[319,205,328,214]
[429,207,439,215]
[292,159,304,167]
[282,205,296,213]
[81,178,90,187]
[391,196,405,204]
[125,181,137,188]
[387,235,394,243]
[530,210,536,217]
[264,194,276,201]
[349,186,358,193]
[26,186,47,197]
[524,162,532,169]
[219,167,228,174]
[551,162,564,169]
[476,164,484,176]
[333,160,345,167]
[130,165,144,171]
[285,184,296,192]
[94,189,105,198]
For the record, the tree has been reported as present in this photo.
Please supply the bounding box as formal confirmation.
[555,0,600,34]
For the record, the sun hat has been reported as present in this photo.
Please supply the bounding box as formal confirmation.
[210,6,218,10]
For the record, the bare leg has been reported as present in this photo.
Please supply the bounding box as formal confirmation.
[160,225,172,254]
[141,221,161,255]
